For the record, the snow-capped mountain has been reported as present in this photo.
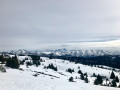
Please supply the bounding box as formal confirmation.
[8,49,120,57]
[41,49,120,57]
[15,49,28,55]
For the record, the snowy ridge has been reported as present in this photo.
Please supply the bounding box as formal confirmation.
[8,49,120,57]
[41,49,120,57]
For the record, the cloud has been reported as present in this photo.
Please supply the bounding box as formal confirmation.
[0,0,120,51]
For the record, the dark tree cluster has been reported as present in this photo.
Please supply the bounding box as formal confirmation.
[94,74,103,85]
[6,55,19,69]
[30,55,41,67]
[67,68,74,73]
[110,71,119,87]
[78,70,84,79]
[46,55,120,69]
[47,63,57,71]
[26,61,33,67]
[110,71,119,82]
[0,55,5,64]
[78,70,89,83]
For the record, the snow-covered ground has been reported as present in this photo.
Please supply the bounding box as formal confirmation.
[0,57,120,90]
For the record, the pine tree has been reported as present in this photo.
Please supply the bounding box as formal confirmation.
[115,76,119,82]
[118,85,120,88]
[6,55,19,69]
[110,71,115,79]
[14,58,19,69]
[0,55,5,64]
[97,74,103,84]
[54,66,58,71]
[94,74,103,85]
[80,73,84,80]
[111,79,117,87]
[84,73,88,77]
[47,63,57,71]
[84,77,88,83]
[69,77,73,82]
[94,79,99,85]
[49,55,53,59]
[92,73,96,77]
[35,60,41,67]
[78,70,82,74]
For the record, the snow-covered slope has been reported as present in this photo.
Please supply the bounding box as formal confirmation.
[0,57,120,90]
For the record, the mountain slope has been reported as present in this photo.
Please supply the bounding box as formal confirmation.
[0,57,120,90]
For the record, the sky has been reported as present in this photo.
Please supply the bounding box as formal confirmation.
[0,0,120,51]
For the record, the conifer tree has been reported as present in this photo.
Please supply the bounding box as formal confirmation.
[80,73,84,80]
[78,70,82,74]
[94,74,103,85]
[97,74,103,84]
[69,77,73,82]
[115,76,119,82]
[110,71,115,79]
[84,77,88,83]
[94,79,99,85]
[6,55,19,69]
[111,79,117,87]
[92,73,96,77]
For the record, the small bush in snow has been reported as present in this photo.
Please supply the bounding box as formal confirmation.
[67,68,74,73]
[69,77,73,82]
[33,73,38,77]
[78,66,80,69]
[19,68,24,71]
[20,60,25,65]
[0,65,6,72]
[26,61,33,67]
[92,73,96,77]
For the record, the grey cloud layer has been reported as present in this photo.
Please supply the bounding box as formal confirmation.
[0,0,120,51]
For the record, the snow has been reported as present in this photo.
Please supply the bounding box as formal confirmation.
[17,56,32,61]
[40,49,120,57]
[0,57,120,90]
